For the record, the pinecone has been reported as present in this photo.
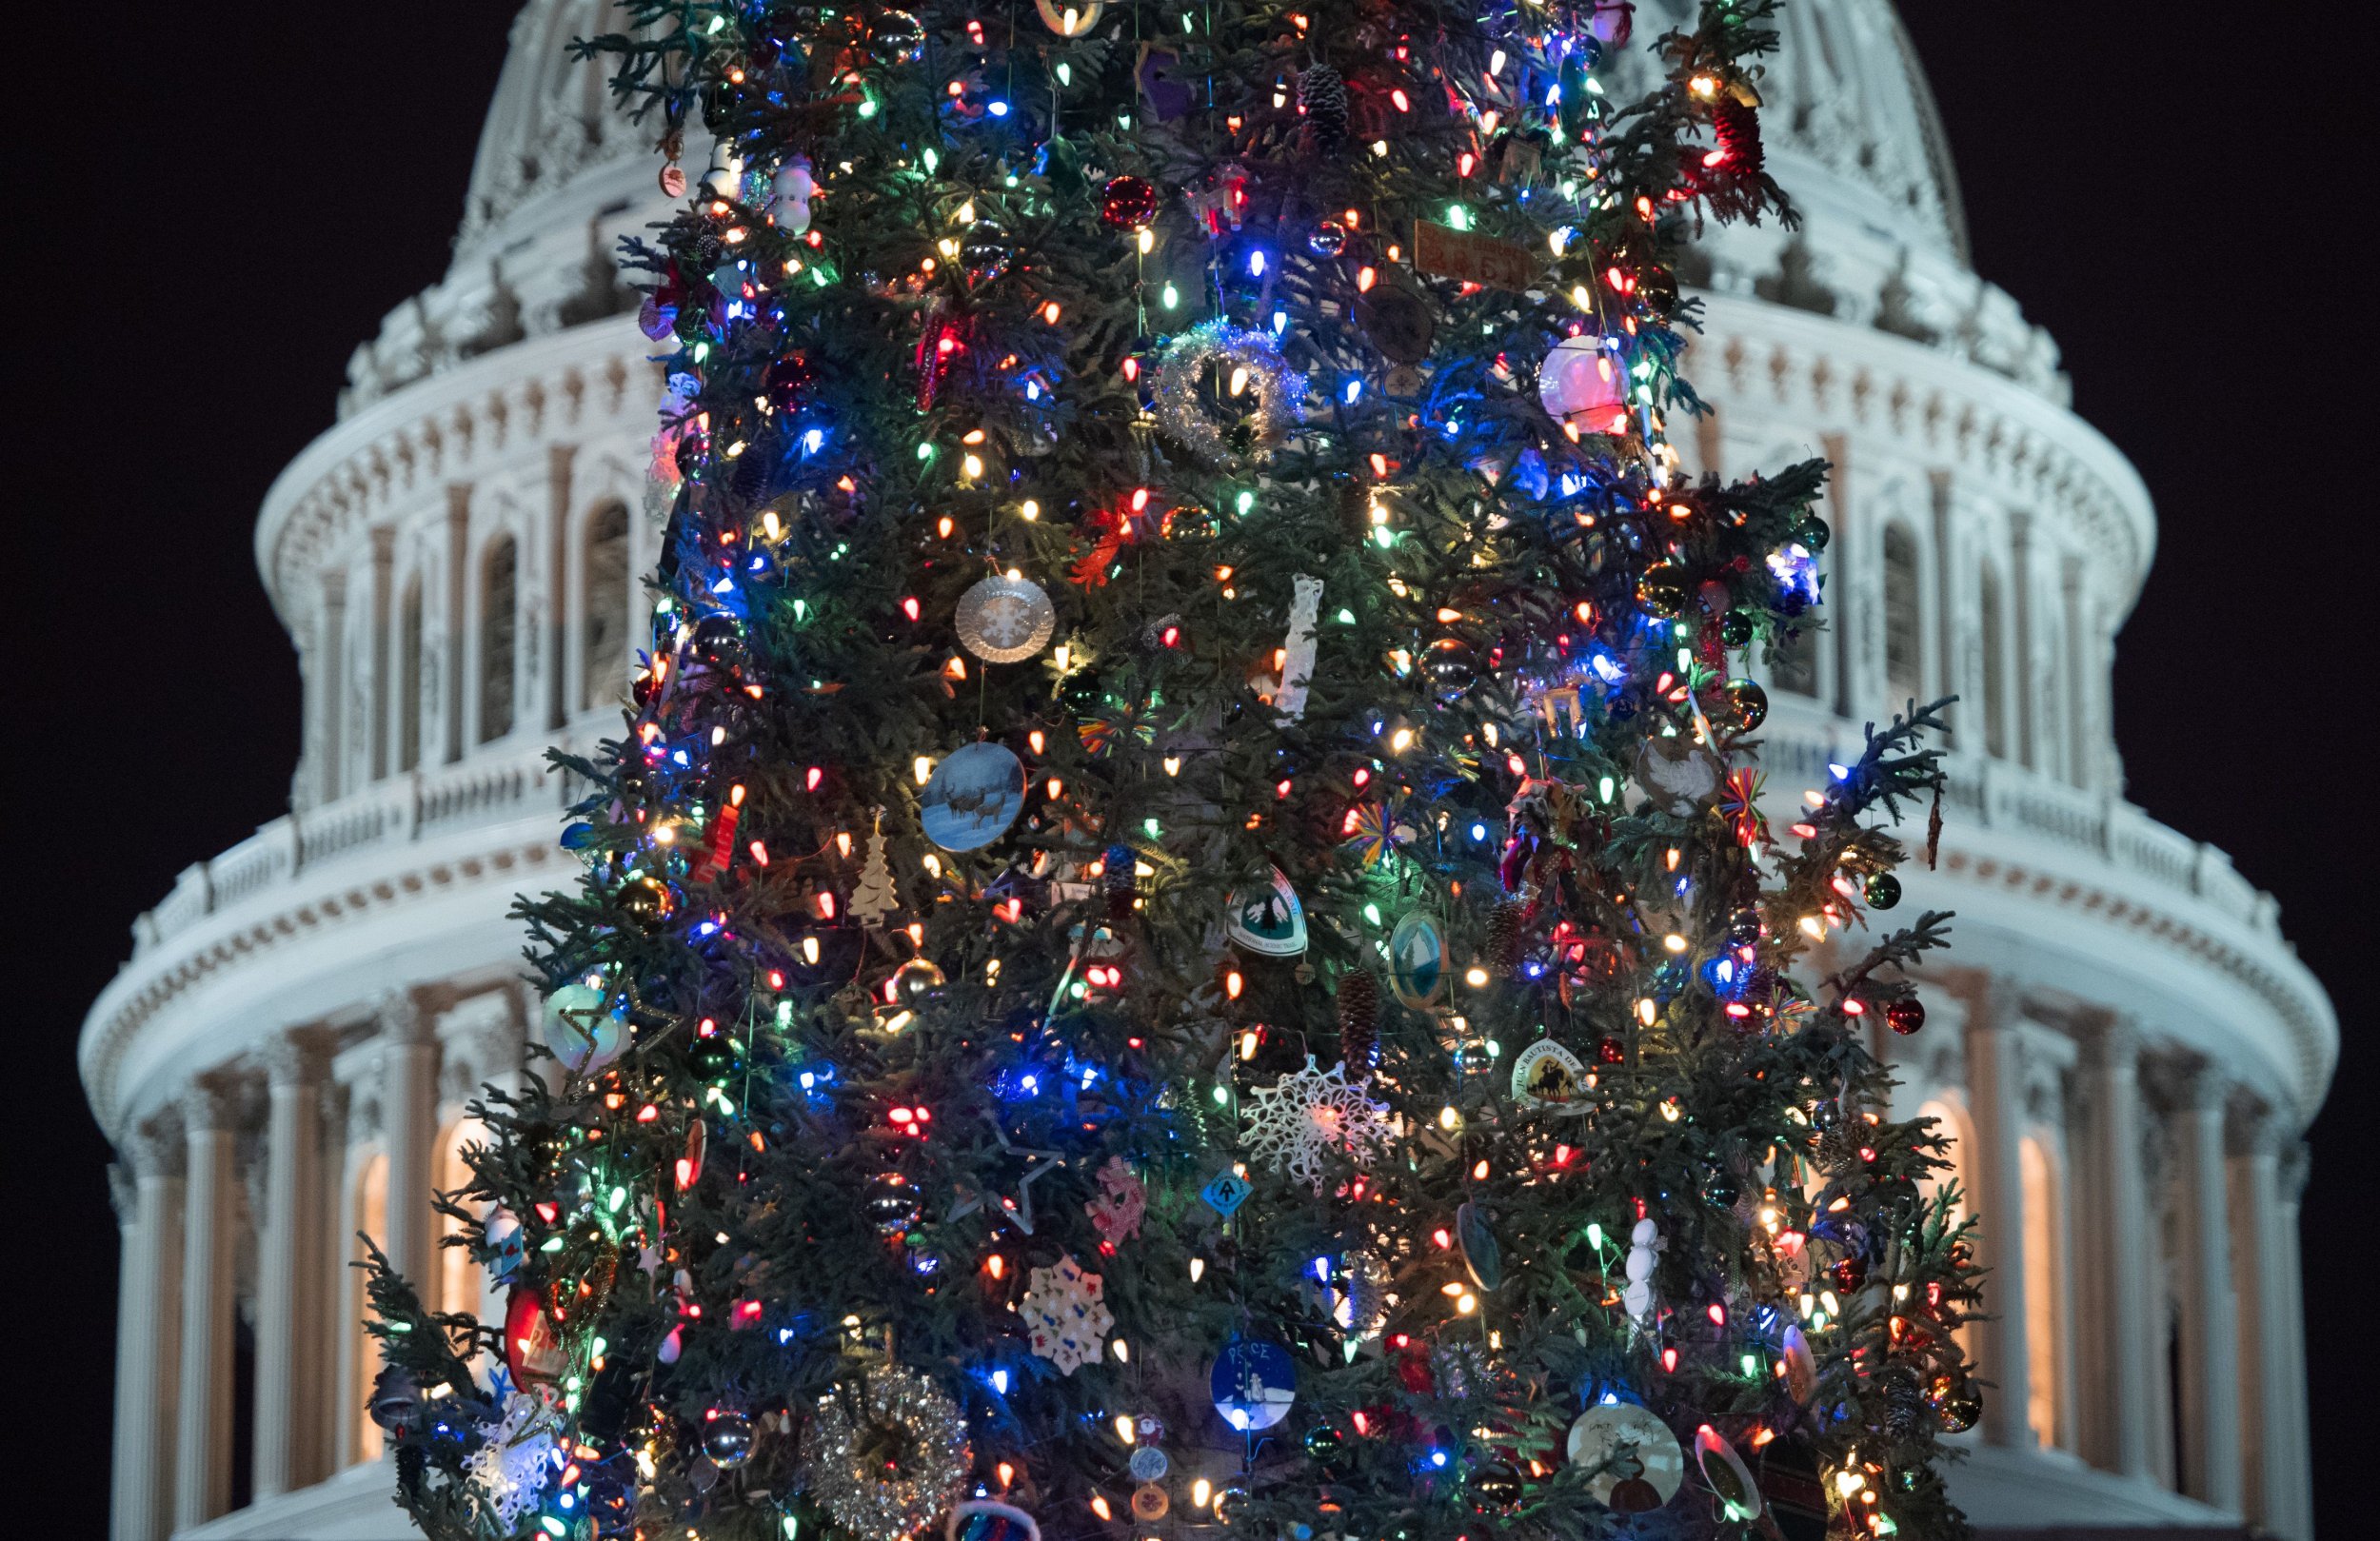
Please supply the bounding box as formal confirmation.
[1299,64,1349,149]
[1486,900,1526,970]
[1712,98,1764,178]
[1875,1366,1929,1442]
[1103,842,1138,919]
[1338,969,1380,1073]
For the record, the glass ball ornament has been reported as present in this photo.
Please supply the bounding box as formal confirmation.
[1469,1462,1525,1509]
[1308,219,1348,257]
[1597,1036,1626,1065]
[701,1406,756,1470]
[1635,563,1689,618]
[1797,514,1832,552]
[687,1034,741,1081]
[1829,1252,1870,1294]
[1160,504,1216,541]
[1721,678,1769,732]
[1864,871,1902,910]
[1537,333,1630,432]
[1886,997,1927,1036]
[692,613,744,666]
[1725,906,1762,946]
[1100,175,1160,229]
[617,875,676,928]
[1302,1422,1348,1463]
[870,8,927,63]
[1930,1376,1983,1434]
[764,353,819,413]
[866,1172,923,1235]
[886,957,947,1010]
[1718,609,1756,648]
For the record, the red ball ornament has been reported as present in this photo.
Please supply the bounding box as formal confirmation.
[1886,998,1926,1036]
[1100,175,1160,229]
[504,1283,568,1390]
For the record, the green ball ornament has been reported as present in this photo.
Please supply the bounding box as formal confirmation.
[1864,871,1902,910]
[1302,1423,1348,1463]
[1719,610,1755,648]
[1797,514,1832,552]
[687,1035,741,1081]
[1721,678,1769,732]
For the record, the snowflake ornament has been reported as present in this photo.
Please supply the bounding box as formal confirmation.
[466,1391,561,1531]
[1020,1254,1113,1374]
[1240,1057,1395,1193]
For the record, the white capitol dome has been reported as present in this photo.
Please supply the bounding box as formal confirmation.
[84,3,2330,1537]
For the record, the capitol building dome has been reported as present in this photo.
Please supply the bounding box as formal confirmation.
[83,3,2330,1537]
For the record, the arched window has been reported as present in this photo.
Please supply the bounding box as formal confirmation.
[1915,1097,1978,1361]
[435,1117,487,1322]
[479,535,518,744]
[397,577,424,773]
[1883,525,1923,706]
[349,1153,389,1465]
[2020,1135,2066,1450]
[1978,563,2008,760]
[582,501,632,710]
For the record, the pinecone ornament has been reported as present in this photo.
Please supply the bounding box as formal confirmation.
[1712,98,1764,177]
[1875,1366,1930,1442]
[1299,64,1349,149]
[1486,899,1526,970]
[1338,969,1379,1073]
[1103,842,1138,919]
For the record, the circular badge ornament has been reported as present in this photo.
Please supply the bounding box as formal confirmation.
[1386,911,1445,1009]
[1779,1323,1818,1407]
[955,575,1056,663]
[1211,1336,1298,1432]
[1510,1037,1587,1110]
[1567,1401,1685,1512]
[1694,1425,1762,1521]
[922,742,1026,851]
[1225,868,1307,957]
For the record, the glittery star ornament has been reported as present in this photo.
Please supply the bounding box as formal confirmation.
[1020,1254,1114,1374]
[1240,1057,1395,1192]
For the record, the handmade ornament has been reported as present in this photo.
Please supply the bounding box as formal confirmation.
[1225,868,1307,957]
[1758,1436,1829,1541]
[1084,1155,1145,1244]
[948,1500,1041,1541]
[851,811,901,927]
[1147,321,1307,466]
[1099,175,1159,229]
[484,1207,526,1282]
[1128,1444,1168,1482]
[1211,1335,1298,1432]
[1621,1217,1661,1322]
[1510,1037,1588,1110]
[1272,573,1324,720]
[466,1392,560,1531]
[1538,333,1631,433]
[504,1283,568,1391]
[921,742,1025,851]
[1568,1401,1683,1511]
[1130,1484,1168,1520]
[1137,46,1193,121]
[1779,1322,1817,1406]
[1386,911,1446,1008]
[1693,1425,1762,1522]
[1034,0,1102,35]
[1020,1255,1113,1373]
[1413,218,1537,291]
[769,155,815,233]
[541,978,624,1074]
[1354,278,1436,367]
[798,1365,972,1541]
[701,138,744,199]
[1634,736,1724,814]
[1240,1057,1394,1192]
[1316,1249,1391,1338]
[955,575,1056,663]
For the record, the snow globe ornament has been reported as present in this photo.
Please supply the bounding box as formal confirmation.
[922,742,1025,851]
[1211,1335,1297,1432]
[1537,333,1630,433]
[955,575,1056,662]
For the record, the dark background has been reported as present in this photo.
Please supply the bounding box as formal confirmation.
[5,4,2355,1535]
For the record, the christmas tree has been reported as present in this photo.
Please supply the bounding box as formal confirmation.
[366,2,1985,1538]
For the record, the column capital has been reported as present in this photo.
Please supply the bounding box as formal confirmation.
[2226,1092,2295,1160]
[259,1028,333,1088]
[2277,1141,2311,1203]
[124,1109,187,1180]
[2079,1010,2140,1073]
[376,987,436,1048]
[182,1076,248,1136]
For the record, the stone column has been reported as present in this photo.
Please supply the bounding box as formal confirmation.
[381,991,440,1292]
[2081,1018,2154,1479]
[2008,510,2035,772]
[253,1033,327,1498]
[173,1079,241,1531]
[2271,1144,2313,1539]
[1963,998,2032,1448]
[2174,1065,2241,1511]
[112,1116,184,1541]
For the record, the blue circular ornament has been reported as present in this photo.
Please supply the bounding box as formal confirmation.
[1387,911,1445,1009]
[1211,1335,1298,1432]
[921,741,1026,852]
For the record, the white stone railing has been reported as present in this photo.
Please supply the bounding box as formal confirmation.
[129,736,597,958]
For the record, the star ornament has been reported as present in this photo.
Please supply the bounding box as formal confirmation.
[1240,1057,1395,1193]
[945,1123,1064,1235]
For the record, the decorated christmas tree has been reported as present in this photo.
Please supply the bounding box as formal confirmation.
[367,2,1985,1538]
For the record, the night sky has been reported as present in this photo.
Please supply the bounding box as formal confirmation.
[9,4,2356,1532]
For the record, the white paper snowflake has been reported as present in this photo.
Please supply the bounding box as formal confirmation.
[1240,1057,1395,1192]
[1020,1254,1113,1374]
[466,1391,560,1531]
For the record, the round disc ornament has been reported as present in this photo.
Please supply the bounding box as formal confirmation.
[955,574,1056,663]
[922,742,1026,851]
[1211,1335,1298,1432]
[1225,867,1307,957]
[1567,1401,1684,1512]
[1693,1426,1762,1521]
[1510,1037,1588,1110]
[1387,910,1446,1008]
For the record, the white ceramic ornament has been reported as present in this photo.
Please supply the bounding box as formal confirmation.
[1567,1401,1685,1511]
[1622,1217,1661,1323]
[768,155,815,233]
[1273,574,1323,720]
[701,139,745,200]
[955,574,1057,662]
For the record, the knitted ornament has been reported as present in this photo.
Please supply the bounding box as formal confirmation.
[1299,64,1349,148]
[1711,99,1764,178]
[1337,969,1379,1073]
